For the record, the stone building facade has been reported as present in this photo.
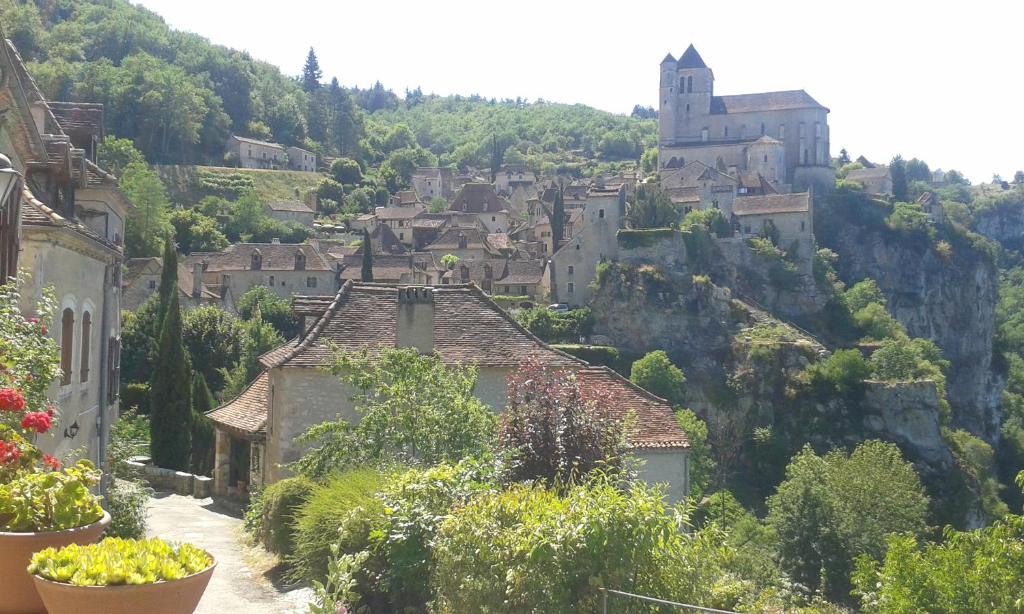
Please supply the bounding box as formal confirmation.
[206,283,690,502]
[658,45,833,192]
[226,135,286,170]
[184,242,339,302]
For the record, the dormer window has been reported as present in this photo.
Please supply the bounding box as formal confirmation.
[294,251,306,271]
[251,250,263,270]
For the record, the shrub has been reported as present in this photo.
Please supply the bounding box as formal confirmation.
[290,469,382,583]
[843,279,886,312]
[259,476,316,556]
[549,344,624,370]
[748,236,799,290]
[432,478,738,613]
[0,460,104,532]
[514,306,593,343]
[29,538,212,586]
[103,479,152,539]
[120,382,151,415]
[853,302,902,340]
[500,359,627,485]
[674,409,714,497]
[806,349,872,398]
[630,350,687,406]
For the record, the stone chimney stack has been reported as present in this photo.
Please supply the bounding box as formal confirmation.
[396,287,435,354]
[191,263,203,298]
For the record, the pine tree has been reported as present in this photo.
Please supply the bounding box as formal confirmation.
[361,228,374,282]
[302,47,322,93]
[551,188,565,246]
[150,293,192,471]
[190,373,216,476]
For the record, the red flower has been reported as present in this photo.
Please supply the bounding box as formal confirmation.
[20,411,52,434]
[0,440,20,464]
[40,325,47,335]
[26,317,38,325]
[46,406,55,418]
[0,388,26,412]
[42,454,60,470]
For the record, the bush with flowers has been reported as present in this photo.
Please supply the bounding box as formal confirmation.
[0,276,104,533]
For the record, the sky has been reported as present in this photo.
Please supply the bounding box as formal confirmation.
[136,0,1023,183]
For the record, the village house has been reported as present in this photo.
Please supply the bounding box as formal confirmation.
[206,283,690,501]
[423,225,507,261]
[226,135,287,170]
[374,204,427,247]
[733,192,814,257]
[1,38,130,471]
[661,160,740,216]
[285,145,316,172]
[265,200,316,227]
[338,254,435,285]
[658,45,834,193]
[917,191,944,225]
[184,242,338,302]
[444,258,548,301]
[846,166,893,196]
[549,185,625,307]
[390,189,423,207]
[411,166,455,201]
[122,257,230,312]
[448,183,511,233]
[495,164,537,194]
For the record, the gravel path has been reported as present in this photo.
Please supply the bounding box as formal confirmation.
[146,492,313,614]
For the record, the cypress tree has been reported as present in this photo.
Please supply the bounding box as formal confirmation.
[302,47,322,92]
[150,292,192,470]
[361,228,374,282]
[156,237,178,329]
[190,373,216,476]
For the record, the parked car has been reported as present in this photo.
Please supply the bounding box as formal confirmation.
[547,303,570,314]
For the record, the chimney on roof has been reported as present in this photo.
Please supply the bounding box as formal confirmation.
[271,237,281,244]
[396,286,435,355]
[191,263,203,299]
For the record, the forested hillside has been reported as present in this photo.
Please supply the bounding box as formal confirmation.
[1,0,654,172]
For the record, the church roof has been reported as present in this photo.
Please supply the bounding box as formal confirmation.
[676,44,707,69]
[711,90,828,114]
[661,52,676,64]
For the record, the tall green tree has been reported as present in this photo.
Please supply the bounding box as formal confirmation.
[890,154,908,202]
[190,373,216,476]
[302,47,322,92]
[221,307,285,398]
[121,162,172,258]
[630,350,687,407]
[149,293,192,471]
[156,237,178,328]
[361,228,374,282]
[628,183,679,229]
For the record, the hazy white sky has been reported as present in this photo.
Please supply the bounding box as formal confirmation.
[136,0,1023,183]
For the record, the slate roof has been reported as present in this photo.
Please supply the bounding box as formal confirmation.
[292,295,335,318]
[425,226,500,254]
[450,183,510,214]
[339,255,425,282]
[711,90,827,114]
[206,372,268,437]
[733,192,811,216]
[258,283,688,450]
[186,243,332,272]
[499,260,546,285]
[231,135,285,150]
[676,44,707,69]
[267,201,314,213]
[661,161,736,188]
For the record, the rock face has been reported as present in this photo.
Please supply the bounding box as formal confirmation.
[828,225,1003,443]
[974,203,1024,253]
[862,380,954,471]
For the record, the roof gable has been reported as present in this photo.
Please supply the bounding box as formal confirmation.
[676,44,708,69]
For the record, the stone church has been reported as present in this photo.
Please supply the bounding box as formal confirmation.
[658,45,834,193]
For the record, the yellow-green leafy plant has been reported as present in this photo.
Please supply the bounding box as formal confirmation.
[0,459,104,531]
[28,538,212,586]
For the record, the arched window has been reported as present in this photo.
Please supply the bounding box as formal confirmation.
[80,311,91,383]
[679,77,685,90]
[251,250,262,270]
[687,76,693,93]
[60,308,74,386]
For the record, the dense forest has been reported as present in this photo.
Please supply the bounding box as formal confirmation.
[1,0,654,174]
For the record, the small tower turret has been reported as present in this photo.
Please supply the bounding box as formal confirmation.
[658,53,677,147]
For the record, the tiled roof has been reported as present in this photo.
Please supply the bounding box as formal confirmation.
[206,372,268,437]
[393,190,422,205]
[737,172,778,193]
[450,183,509,214]
[20,187,120,252]
[733,192,811,216]
[576,367,689,449]
[259,283,687,450]
[267,201,313,213]
[375,205,425,220]
[47,102,104,140]
[339,255,425,282]
[846,167,890,181]
[676,44,707,69]
[185,243,332,272]
[425,226,498,253]
[499,260,546,285]
[292,295,335,317]
[662,161,735,188]
[231,135,285,150]
[711,90,827,114]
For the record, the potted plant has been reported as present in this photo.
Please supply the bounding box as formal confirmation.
[28,537,216,614]
[0,280,109,614]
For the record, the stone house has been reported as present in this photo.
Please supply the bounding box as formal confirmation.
[412,167,455,201]
[338,254,436,285]
[658,45,833,193]
[2,38,130,471]
[285,146,316,172]
[917,191,944,225]
[549,186,626,307]
[184,242,338,302]
[374,204,426,247]
[226,135,287,170]
[733,192,813,257]
[206,283,690,501]
[495,164,537,194]
[265,200,315,227]
[661,161,739,216]
[846,166,893,196]
[424,225,505,261]
[446,259,549,301]
[122,257,230,312]
[449,183,511,233]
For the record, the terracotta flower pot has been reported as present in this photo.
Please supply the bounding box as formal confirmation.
[31,559,216,614]
[0,510,111,614]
